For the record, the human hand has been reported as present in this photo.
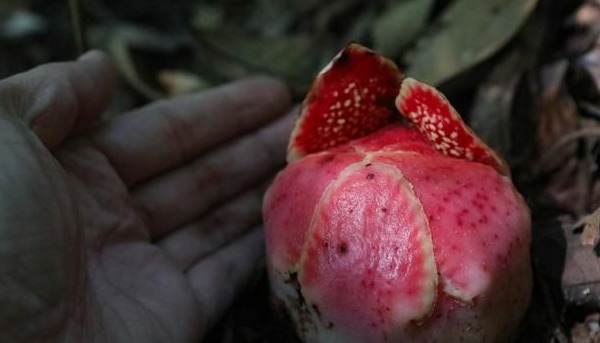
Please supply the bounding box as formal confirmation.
[0,52,293,342]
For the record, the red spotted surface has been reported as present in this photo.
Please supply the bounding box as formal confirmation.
[396,78,509,175]
[287,43,402,161]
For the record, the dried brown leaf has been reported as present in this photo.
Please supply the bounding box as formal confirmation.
[563,224,600,307]
[538,158,590,214]
[566,0,600,55]
[570,46,600,107]
[538,60,579,153]
[469,50,524,158]
[571,316,600,343]
[574,207,600,246]
[536,125,600,215]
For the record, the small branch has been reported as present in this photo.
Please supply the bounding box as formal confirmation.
[537,127,600,172]
[68,0,87,55]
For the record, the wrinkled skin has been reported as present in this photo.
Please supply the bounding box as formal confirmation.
[263,124,531,343]
[0,52,294,343]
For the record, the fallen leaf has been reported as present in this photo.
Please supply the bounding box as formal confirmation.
[563,223,600,307]
[198,29,322,94]
[469,50,524,159]
[158,70,210,96]
[569,44,600,109]
[566,0,600,55]
[573,207,600,246]
[538,60,578,153]
[371,0,434,58]
[405,0,538,85]
[89,24,191,100]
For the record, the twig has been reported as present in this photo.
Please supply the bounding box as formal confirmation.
[68,0,87,55]
[537,127,600,172]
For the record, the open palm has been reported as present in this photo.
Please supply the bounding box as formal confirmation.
[0,52,293,343]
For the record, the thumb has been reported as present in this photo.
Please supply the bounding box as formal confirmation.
[0,50,115,150]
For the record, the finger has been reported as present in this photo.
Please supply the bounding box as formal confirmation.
[134,111,295,239]
[159,186,264,271]
[0,51,115,149]
[187,228,264,330]
[91,76,292,187]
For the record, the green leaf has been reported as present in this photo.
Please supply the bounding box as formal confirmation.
[405,0,538,85]
[372,0,434,58]
[200,30,322,93]
[89,24,188,100]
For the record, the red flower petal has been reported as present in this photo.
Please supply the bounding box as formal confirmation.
[287,43,403,161]
[299,161,437,340]
[395,78,509,175]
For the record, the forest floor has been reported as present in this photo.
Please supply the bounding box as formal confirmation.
[2,0,600,342]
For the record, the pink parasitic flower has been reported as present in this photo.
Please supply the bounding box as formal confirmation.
[263,43,531,343]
